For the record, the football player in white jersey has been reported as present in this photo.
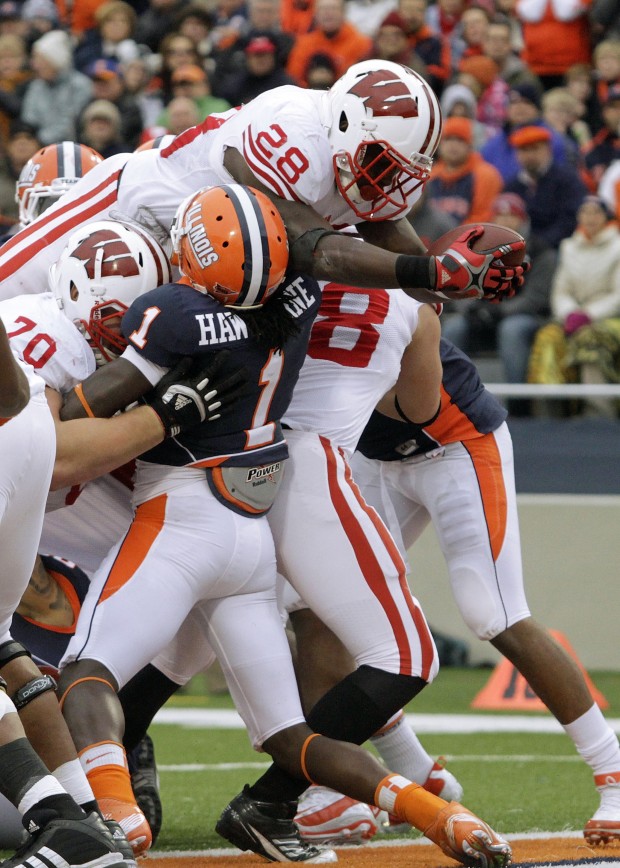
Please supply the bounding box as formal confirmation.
[0,319,133,868]
[0,61,525,307]
[56,188,511,867]
[0,218,242,865]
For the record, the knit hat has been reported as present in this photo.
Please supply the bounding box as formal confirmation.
[82,98,121,128]
[579,195,613,220]
[32,29,73,72]
[0,0,19,21]
[86,58,121,80]
[509,124,552,148]
[509,81,542,110]
[379,10,408,32]
[171,64,206,83]
[458,55,498,90]
[440,83,477,119]
[21,0,59,22]
[442,116,473,144]
[491,192,527,221]
[245,35,276,54]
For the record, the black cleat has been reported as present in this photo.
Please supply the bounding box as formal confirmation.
[215,786,338,863]
[1,811,127,868]
[128,734,162,845]
[103,819,138,868]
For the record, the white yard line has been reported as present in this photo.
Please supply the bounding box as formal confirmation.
[153,708,620,735]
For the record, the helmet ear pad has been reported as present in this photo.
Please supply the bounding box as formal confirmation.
[50,220,171,363]
[326,60,442,219]
[173,184,289,309]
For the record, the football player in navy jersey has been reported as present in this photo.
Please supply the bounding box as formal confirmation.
[54,185,512,867]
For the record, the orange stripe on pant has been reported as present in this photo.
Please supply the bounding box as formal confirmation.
[99,494,167,604]
[463,432,507,562]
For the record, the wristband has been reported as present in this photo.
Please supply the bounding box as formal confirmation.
[394,255,433,291]
[394,395,442,427]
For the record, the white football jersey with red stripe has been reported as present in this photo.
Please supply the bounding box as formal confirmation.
[0,293,95,398]
[282,284,421,453]
[156,87,421,228]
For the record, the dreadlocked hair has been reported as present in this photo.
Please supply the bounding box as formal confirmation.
[233,285,301,351]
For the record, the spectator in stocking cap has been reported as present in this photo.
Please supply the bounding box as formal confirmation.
[85,57,144,149]
[482,80,571,182]
[20,30,92,144]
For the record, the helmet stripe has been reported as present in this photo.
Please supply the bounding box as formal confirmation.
[56,143,65,179]
[418,80,442,159]
[222,185,269,306]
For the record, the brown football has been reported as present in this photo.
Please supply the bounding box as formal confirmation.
[427,223,526,266]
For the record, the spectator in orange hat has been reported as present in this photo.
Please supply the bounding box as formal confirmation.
[458,53,509,139]
[158,64,229,125]
[505,124,587,248]
[441,190,557,407]
[426,116,503,225]
[285,0,372,86]
[85,57,144,149]
[482,80,572,182]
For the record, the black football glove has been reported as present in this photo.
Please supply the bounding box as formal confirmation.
[145,351,248,438]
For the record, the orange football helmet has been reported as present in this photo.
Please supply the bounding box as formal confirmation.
[170,184,289,308]
[16,142,103,226]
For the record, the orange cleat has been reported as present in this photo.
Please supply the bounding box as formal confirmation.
[99,797,152,857]
[423,801,512,867]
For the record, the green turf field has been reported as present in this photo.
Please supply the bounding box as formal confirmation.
[151,667,620,851]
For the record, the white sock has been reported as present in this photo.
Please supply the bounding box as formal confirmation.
[53,758,95,806]
[370,712,434,784]
[563,704,620,776]
[18,775,66,817]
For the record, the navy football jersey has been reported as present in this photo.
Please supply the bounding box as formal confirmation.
[121,274,322,467]
[11,555,89,677]
[357,338,508,461]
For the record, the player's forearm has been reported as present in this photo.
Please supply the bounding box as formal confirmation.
[303,234,440,303]
[0,320,30,417]
[51,405,165,489]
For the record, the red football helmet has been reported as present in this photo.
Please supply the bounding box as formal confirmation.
[325,60,442,220]
[50,220,172,364]
[170,184,289,308]
[16,142,103,226]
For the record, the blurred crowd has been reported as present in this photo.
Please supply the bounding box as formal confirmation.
[0,0,619,416]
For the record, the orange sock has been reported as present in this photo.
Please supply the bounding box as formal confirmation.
[375,773,448,831]
[79,741,135,804]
